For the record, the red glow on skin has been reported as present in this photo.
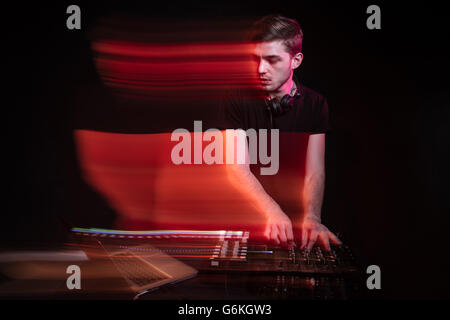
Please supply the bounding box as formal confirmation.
[75,130,266,239]
[75,130,310,242]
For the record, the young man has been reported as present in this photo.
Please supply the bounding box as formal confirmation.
[222,15,341,251]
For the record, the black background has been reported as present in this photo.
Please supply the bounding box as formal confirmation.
[4,1,449,299]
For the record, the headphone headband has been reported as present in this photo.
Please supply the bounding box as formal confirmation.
[265,80,301,116]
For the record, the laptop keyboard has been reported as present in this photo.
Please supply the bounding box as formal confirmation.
[111,251,170,288]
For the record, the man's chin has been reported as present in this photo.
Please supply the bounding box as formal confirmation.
[260,83,274,92]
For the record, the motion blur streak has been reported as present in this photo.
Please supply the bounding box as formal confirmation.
[93,40,259,101]
[75,130,309,239]
[74,129,267,238]
[90,16,262,101]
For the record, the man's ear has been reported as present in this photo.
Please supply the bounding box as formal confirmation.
[291,52,303,70]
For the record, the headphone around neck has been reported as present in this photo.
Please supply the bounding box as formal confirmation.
[265,79,301,116]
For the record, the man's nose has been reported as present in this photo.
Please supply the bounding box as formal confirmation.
[257,60,267,75]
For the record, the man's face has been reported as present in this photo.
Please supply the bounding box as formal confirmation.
[252,40,302,95]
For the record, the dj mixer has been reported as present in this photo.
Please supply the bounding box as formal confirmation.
[70,228,361,299]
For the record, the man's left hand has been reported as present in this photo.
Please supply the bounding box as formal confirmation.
[300,216,342,251]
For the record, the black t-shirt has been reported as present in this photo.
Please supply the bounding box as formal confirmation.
[220,83,330,133]
[220,83,330,220]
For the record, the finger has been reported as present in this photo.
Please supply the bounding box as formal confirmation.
[319,232,331,251]
[286,222,294,242]
[307,230,318,251]
[264,222,271,240]
[271,225,280,244]
[301,228,308,249]
[328,231,342,245]
[278,224,287,243]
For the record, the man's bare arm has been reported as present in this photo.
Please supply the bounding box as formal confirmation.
[301,133,341,250]
[303,134,326,221]
[225,129,294,244]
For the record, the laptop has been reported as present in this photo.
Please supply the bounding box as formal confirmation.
[72,233,198,298]
[99,241,198,295]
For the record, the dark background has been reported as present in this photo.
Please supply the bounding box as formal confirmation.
[4,1,449,299]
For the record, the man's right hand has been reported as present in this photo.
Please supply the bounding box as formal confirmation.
[264,210,294,244]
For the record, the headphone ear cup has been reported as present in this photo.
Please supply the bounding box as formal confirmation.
[280,94,292,113]
[267,91,299,116]
[269,98,282,115]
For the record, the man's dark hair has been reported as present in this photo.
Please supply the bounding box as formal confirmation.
[249,14,303,56]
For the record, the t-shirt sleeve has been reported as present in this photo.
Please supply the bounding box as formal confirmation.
[313,96,330,133]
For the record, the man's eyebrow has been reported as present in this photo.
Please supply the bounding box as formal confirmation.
[251,54,281,59]
[263,55,281,59]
